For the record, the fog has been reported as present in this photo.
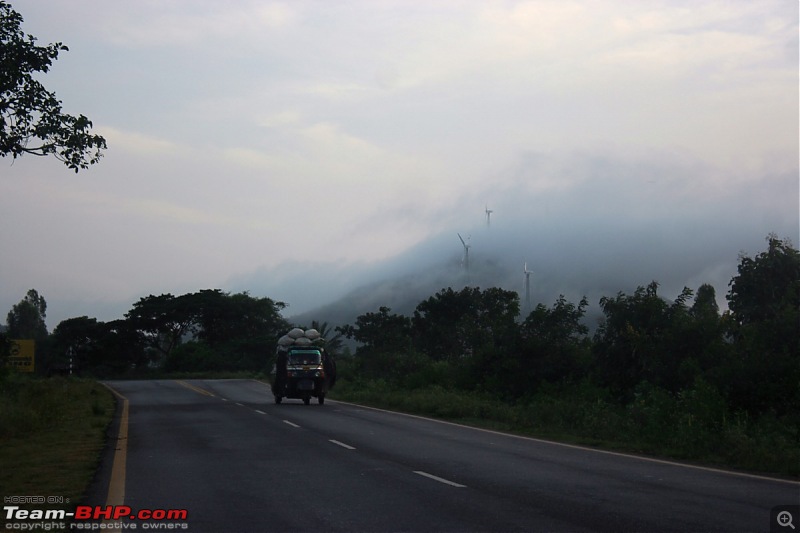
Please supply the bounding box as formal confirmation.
[231,150,799,330]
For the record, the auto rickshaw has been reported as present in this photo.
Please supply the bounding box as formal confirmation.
[272,346,335,405]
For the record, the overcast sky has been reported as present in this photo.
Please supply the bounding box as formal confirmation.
[2,0,798,329]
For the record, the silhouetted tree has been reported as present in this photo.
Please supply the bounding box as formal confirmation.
[6,289,47,341]
[162,290,289,372]
[412,287,519,362]
[99,319,148,373]
[1,1,106,171]
[724,235,800,416]
[192,290,288,347]
[125,293,196,361]
[593,282,694,397]
[338,306,411,355]
[727,235,799,328]
[50,316,101,373]
[518,295,591,389]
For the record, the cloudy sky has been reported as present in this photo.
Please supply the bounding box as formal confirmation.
[2,0,798,329]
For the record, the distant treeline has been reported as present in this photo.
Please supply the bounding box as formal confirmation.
[1,289,292,377]
[1,235,797,425]
[336,235,798,421]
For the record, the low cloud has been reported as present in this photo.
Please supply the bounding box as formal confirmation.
[231,149,798,329]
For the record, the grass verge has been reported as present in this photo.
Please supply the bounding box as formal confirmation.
[0,374,115,527]
[329,379,799,480]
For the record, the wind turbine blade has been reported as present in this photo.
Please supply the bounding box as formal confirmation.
[458,233,466,247]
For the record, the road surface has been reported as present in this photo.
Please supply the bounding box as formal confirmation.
[89,379,798,532]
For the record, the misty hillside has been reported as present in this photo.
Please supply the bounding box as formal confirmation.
[287,259,471,329]
[287,246,620,333]
[250,153,796,334]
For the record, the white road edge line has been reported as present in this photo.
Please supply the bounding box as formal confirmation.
[414,471,466,488]
[255,410,266,415]
[331,400,797,485]
[283,420,300,428]
[235,402,244,407]
[329,439,356,450]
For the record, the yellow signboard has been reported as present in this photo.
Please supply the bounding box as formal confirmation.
[8,339,35,373]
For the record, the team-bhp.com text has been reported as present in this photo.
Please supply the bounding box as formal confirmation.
[4,506,188,530]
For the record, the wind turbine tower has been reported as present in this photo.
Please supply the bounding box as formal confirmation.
[458,233,471,277]
[523,262,532,313]
[485,205,493,227]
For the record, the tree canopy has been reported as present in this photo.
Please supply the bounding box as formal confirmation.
[6,288,47,341]
[0,1,106,171]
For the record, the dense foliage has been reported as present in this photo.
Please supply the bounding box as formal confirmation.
[334,236,799,466]
[3,290,291,377]
[1,1,106,170]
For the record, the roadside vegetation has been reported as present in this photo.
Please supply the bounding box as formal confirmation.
[0,374,115,523]
[330,378,797,477]
[330,235,799,478]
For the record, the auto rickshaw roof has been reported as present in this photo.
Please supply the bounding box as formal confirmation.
[287,347,322,354]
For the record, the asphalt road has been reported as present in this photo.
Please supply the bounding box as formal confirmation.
[94,379,798,532]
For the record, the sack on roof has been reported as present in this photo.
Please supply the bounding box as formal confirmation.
[277,335,295,346]
[287,328,305,339]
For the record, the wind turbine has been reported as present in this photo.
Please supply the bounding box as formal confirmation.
[523,262,532,313]
[458,233,471,276]
[485,204,493,227]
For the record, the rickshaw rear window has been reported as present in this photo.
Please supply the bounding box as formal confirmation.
[288,351,321,365]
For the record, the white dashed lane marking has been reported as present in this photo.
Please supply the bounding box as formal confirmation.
[413,471,466,488]
[329,439,356,450]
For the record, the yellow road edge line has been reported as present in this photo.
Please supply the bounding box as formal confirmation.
[101,383,128,506]
[175,379,215,397]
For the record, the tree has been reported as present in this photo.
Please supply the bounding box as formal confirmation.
[337,307,416,382]
[593,282,695,396]
[99,319,148,373]
[6,288,47,341]
[690,283,719,321]
[125,294,195,362]
[521,295,589,347]
[206,291,289,371]
[683,284,727,375]
[1,1,106,171]
[727,235,800,328]
[0,331,11,379]
[412,287,521,361]
[724,235,800,416]
[191,290,288,348]
[50,316,102,373]
[337,306,411,355]
[518,295,591,387]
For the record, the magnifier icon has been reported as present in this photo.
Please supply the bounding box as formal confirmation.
[778,511,795,529]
